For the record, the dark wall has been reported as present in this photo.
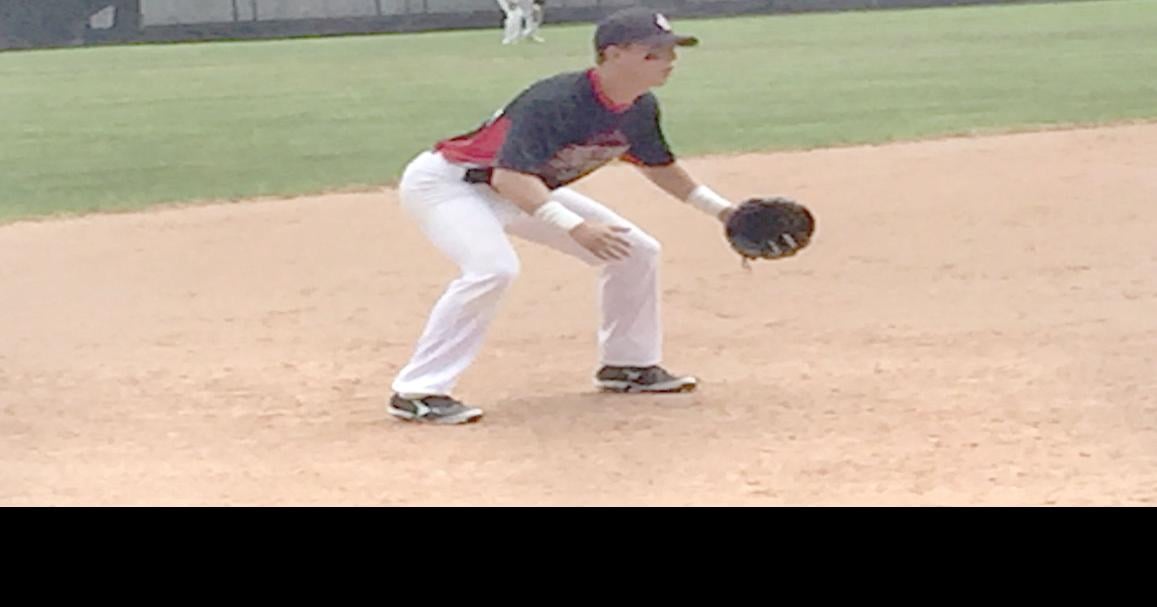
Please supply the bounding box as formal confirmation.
[0,1,140,49]
[0,1,1081,51]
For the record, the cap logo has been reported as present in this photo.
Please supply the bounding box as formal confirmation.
[655,13,672,32]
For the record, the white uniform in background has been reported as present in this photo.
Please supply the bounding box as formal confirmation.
[497,0,544,44]
[525,0,545,42]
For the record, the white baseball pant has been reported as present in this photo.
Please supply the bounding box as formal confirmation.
[496,0,535,44]
[524,1,544,39]
[391,150,663,397]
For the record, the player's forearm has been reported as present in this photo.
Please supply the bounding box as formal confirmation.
[491,168,586,231]
[636,162,698,200]
[637,163,734,220]
[491,168,552,213]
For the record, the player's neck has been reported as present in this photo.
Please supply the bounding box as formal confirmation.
[592,65,648,107]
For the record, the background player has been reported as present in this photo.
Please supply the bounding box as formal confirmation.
[497,0,545,44]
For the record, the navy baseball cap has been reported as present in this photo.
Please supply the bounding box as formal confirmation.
[594,8,700,51]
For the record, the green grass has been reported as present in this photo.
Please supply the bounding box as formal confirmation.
[2,0,1156,222]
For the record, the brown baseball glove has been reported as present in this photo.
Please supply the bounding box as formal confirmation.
[724,197,816,262]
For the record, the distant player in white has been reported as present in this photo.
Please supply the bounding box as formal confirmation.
[497,0,544,44]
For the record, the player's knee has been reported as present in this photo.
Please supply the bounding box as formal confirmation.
[492,263,520,286]
[630,231,662,260]
[473,259,520,289]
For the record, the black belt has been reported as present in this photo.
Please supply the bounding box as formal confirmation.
[463,167,493,184]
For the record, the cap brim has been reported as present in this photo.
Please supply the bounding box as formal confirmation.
[644,33,699,48]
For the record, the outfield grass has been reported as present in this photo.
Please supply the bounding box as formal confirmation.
[1,0,1155,222]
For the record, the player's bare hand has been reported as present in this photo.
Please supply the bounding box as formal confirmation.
[570,222,632,261]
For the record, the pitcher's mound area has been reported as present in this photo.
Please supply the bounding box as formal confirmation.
[2,124,1155,505]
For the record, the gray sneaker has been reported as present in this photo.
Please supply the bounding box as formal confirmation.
[388,394,484,425]
[594,365,698,393]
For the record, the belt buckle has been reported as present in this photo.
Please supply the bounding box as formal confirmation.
[463,167,492,184]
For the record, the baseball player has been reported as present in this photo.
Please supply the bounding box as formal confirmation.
[497,0,545,44]
[389,9,738,424]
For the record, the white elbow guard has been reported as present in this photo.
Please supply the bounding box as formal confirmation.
[533,200,585,232]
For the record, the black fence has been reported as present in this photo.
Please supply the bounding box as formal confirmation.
[0,0,1081,51]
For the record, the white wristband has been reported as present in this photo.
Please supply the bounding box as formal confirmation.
[685,185,733,217]
[533,200,585,232]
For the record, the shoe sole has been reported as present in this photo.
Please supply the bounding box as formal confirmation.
[387,405,484,425]
[596,379,698,394]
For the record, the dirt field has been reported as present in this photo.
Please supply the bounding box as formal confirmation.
[2,123,1155,506]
